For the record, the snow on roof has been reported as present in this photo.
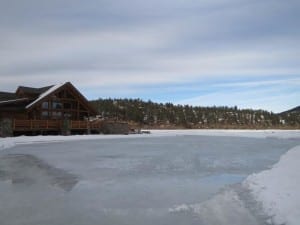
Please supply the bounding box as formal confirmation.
[26,83,65,109]
[17,85,53,95]
[0,98,29,105]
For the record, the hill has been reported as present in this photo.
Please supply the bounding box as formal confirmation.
[280,106,300,115]
[278,106,300,128]
[90,99,300,129]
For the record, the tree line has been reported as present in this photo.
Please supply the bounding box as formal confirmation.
[90,99,300,129]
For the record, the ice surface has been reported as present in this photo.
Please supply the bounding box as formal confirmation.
[0,132,300,225]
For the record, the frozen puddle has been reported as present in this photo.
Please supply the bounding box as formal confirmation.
[0,135,299,225]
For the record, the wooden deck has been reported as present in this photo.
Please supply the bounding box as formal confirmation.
[13,119,101,132]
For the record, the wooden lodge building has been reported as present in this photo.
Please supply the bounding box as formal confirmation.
[0,82,102,136]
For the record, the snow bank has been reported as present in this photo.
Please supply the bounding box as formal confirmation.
[0,134,149,151]
[243,145,300,225]
[150,129,300,139]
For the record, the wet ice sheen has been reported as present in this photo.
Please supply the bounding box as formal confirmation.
[0,135,299,225]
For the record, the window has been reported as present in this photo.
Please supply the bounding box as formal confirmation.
[52,111,62,119]
[80,112,88,120]
[42,102,49,109]
[52,101,62,109]
[41,111,48,119]
[63,113,71,119]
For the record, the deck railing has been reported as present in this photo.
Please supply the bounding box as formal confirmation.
[13,119,101,131]
[70,120,89,129]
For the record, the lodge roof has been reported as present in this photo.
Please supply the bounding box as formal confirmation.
[0,92,18,101]
[0,85,55,104]
[16,85,53,95]
[0,82,97,116]
[26,83,65,109]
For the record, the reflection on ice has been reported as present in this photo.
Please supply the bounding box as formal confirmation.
[0,154,78,191]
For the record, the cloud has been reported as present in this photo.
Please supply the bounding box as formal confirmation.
[0,0,299,111]
[175,75,300,112]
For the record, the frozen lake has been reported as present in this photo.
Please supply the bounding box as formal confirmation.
[0,135,299,225]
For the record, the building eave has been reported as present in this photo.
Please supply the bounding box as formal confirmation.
[0,98,29,105]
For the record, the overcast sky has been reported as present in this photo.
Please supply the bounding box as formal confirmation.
[0,0,299,112]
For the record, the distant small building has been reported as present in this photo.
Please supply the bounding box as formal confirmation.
[0,82,97,136]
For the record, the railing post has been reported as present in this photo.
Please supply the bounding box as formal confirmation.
[87,121,91,134]
[62,119,70,135]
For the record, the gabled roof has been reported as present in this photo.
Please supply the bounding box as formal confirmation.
[25,82,97,115]
[16,85,53,95]
[26,83,65,109]
[0,82,97,115]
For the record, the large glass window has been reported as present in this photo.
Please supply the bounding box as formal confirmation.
[80,112,88,120]
[52,111,62,119]
[42,102,49,109]
[41,111,49,119]
[63,113,71,119]
[52,101,63,109]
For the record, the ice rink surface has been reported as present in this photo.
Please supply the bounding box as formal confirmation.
[0,131,300,225]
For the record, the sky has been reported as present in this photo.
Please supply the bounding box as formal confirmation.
[0,0,299,113]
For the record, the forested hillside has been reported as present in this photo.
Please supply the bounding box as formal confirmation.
[90,99,300,129]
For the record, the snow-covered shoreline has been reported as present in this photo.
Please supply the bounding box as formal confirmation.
[1,129,299,151]
[150,129,300,139]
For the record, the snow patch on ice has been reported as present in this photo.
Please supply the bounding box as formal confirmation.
[244,145,300,225]
[168,204,190,213]
[0,138,16,150]
[169,190,260,225]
